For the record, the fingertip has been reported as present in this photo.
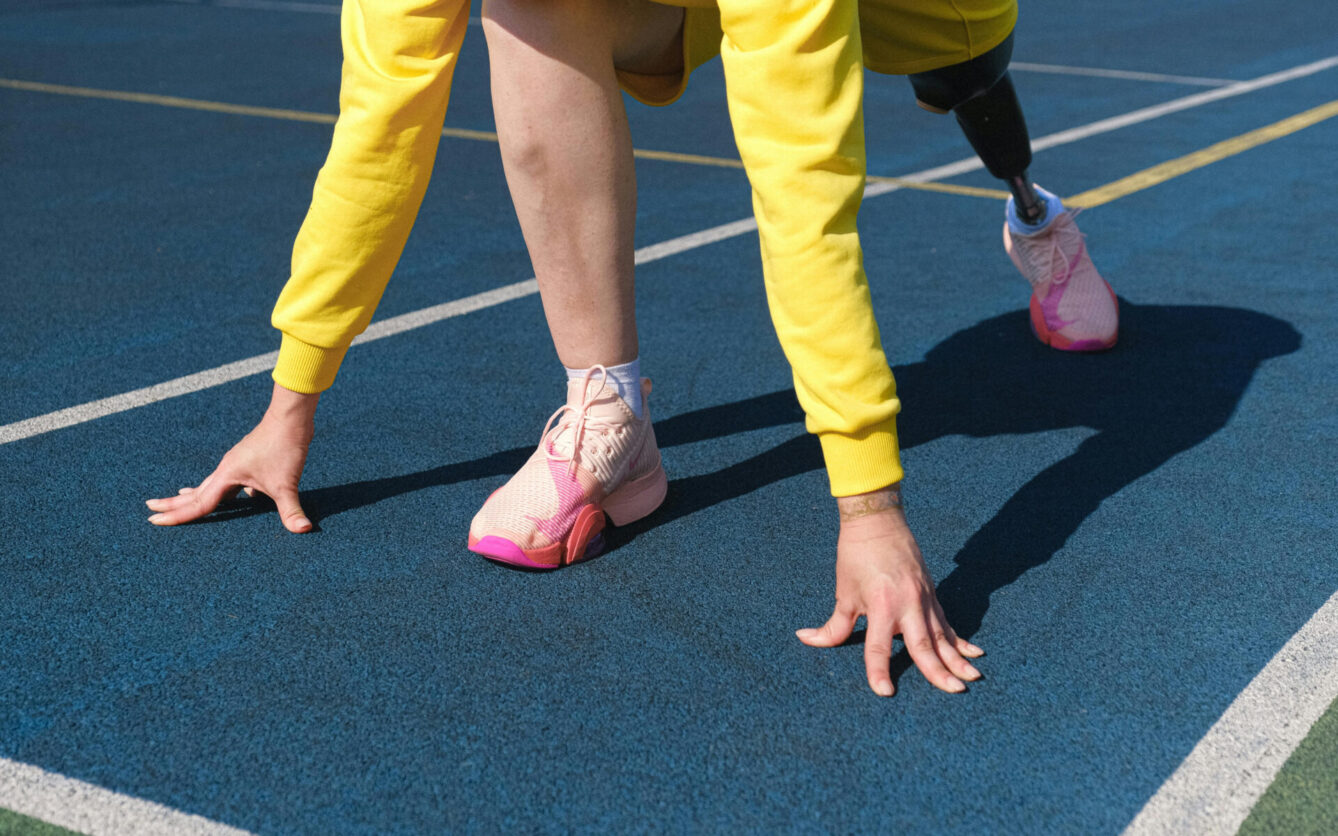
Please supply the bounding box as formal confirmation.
[795,628,823,647]
[872,679,894,698]
[961,641,985,658]
[797,628,842,648]
[943,678,967,694]
[286,516,313,534]
[147,513,168,525]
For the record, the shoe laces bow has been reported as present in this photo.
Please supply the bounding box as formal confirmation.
[540,366,620,476]
[1038,209,1088,286]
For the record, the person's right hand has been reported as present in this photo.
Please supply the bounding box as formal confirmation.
[145,383,319,533]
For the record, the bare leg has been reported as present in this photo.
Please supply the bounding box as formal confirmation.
[481,0,682,369]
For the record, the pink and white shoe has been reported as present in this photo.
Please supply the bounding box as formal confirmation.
[467,368,668,569]
[1004,191,1118,352]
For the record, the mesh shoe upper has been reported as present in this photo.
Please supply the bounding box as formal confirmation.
[469,370,661,551]
[1004,207,1118,349]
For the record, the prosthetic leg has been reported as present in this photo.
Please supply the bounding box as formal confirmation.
[908,34,1047,224]
[907,34,1120,351]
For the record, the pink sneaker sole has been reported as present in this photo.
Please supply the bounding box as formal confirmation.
[1029,281,1119,352]
[467,463,668,570]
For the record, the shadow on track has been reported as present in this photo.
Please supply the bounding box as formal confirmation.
[223,303,1300,654]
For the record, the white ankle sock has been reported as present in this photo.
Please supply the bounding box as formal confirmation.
[565,359,643,418]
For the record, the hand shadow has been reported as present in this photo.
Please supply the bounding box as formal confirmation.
[228,302,1299,662]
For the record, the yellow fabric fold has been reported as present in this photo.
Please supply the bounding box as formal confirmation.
[274,332,350,394]
[819,425,903,496]
[718,0,903,495]
[270,0,469,391]
[270,0,910,493]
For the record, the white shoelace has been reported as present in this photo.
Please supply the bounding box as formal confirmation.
[540,366,620,477]
[1018,210,1088,286]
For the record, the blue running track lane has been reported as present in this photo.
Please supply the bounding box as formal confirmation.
[2,1,1337,832]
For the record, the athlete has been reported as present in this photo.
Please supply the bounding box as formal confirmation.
[466,0,1113,689]
[147,0,1113,697]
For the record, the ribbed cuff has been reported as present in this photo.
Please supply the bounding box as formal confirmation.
[272,332,350,394]
[818,422,904,498]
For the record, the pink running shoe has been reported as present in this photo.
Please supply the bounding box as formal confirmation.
[1004,195,1118,352]
[468,368,668,570]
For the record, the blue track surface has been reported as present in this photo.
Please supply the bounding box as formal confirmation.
[3,1,1338,832]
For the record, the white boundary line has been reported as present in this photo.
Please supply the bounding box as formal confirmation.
[1028,56,1338,153]
[4,55,1337,446]
[0,758,254,836]
[1123,591,1338,835]
[3,51,1338,836]
[0,221,760,445]
[860,56,1338,200]
[1009,62,1235,87]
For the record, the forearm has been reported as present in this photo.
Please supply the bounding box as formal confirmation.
[272,0,470,393]
[717,0,903,497]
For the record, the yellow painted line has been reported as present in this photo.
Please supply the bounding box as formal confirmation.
[0,78,502,141]
[630,147,1009,198]
[12,77,1333,209]
[3,77,1009,199]
[1067,98,1338,208]
[867,176,1010,200]
[631,148,742,169]
[440,126,498,141]
[0,78,337,124]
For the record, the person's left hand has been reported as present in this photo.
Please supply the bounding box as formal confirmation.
[796,486,983,697]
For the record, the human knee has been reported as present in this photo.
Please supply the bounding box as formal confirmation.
[480,0,621,177]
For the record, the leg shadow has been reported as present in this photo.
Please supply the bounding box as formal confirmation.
[882,302,1300,680]
[281,301,1299,640]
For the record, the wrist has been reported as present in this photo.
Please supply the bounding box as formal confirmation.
[264,382,320,426]
[836,484,904,524]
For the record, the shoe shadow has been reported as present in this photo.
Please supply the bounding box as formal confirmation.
[186,446,535,528]
[216,303,1300,647]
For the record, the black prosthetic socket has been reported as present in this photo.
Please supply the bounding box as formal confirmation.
[954,74,1044,223]
[950,72,1032,180]
[908,33,1046,224]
